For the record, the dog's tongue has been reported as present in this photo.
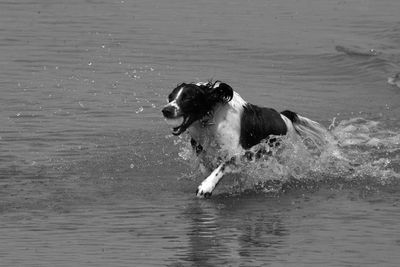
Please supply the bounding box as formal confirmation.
[171,116,192,135]
[164,117,184,127]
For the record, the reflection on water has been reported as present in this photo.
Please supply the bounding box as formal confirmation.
[2,188,400,266]
[181,200,287,266]
[1,0,400,266]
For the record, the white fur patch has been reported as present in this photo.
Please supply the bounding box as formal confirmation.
[196,163,226,197]
[195,82,208,86]
[230,92,247,109]
[211,92,246,156]
[280,114,295,136]
[168,99,179,109]
[174,87,184,100]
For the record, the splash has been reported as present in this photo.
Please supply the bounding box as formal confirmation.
[330,118,400,183]
[176,117,400,194]
[387,73,400,88]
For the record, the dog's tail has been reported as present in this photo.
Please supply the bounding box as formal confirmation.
[281,110,329,151]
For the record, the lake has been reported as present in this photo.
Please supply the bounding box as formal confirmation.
[0,0,399,266]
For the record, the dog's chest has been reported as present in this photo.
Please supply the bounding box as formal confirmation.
[189,106,242,158]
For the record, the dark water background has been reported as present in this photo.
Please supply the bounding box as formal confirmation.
[0,0,399,266]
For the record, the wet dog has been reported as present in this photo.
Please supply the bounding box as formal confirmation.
[162,81,326,198]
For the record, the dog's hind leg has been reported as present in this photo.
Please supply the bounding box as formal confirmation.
[196,158,236,198]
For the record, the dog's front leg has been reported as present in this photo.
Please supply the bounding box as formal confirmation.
[195,148,266,198]
[196,163,227,198]
[196,159,235,198]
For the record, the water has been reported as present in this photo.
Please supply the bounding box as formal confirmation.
[0,0,399,266]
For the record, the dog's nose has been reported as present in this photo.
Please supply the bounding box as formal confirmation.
[162,106,175,118]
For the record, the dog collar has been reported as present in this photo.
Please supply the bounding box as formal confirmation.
[200,112,214,127]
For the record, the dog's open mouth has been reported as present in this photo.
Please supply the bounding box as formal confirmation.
[164,116,193,135]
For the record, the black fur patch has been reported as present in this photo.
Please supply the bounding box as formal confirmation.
[239,104,287,149]
[190,138,203,155]
[280,110,299,123]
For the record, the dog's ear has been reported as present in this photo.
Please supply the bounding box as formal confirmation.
[208,82,233,103]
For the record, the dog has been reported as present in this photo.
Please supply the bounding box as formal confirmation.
[162,81,327,198]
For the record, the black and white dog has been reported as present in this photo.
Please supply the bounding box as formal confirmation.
[162,81,327,198]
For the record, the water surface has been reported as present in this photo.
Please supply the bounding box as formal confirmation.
[0,0,399,266]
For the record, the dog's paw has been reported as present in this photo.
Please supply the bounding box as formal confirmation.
[196,183,213,198]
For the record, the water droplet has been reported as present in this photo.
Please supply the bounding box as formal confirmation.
[135,107,144,114]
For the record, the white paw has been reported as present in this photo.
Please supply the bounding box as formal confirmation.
[196,182,214,198]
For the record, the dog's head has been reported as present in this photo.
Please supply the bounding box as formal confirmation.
[162,81,233,135]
